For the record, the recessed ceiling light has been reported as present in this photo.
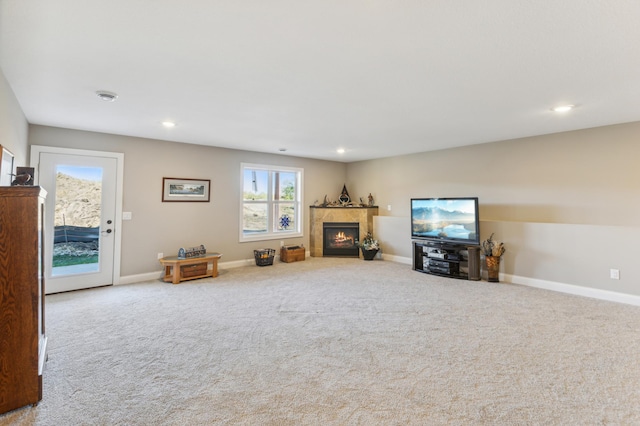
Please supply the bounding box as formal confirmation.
[162,121,176,128]
[551,104,575,113]
[337,148,345,154]
[95,90,118,102]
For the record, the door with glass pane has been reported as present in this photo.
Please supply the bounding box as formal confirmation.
[35,151,118,294]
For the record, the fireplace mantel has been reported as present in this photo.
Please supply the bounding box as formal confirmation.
[309,206,379,257]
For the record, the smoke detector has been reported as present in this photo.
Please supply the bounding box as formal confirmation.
[96,91,118,102]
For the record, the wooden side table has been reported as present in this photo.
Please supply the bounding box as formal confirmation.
[159,253,223,284]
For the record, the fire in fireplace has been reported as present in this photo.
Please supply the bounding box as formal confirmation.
[323,222,359,257]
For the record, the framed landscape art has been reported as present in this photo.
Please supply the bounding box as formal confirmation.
[162,177,211,202]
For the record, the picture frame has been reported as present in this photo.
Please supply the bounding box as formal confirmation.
[0,145,15,186]
[14,167,35,185]
[162,177,211,202]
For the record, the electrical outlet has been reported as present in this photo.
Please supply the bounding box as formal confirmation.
[157,252,164,259]
[122,211,132,220]
[610,269,620,280]
[280,241,284,247]
[387,204,392,211]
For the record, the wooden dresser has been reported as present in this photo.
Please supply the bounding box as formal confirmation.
[0,186,47,414]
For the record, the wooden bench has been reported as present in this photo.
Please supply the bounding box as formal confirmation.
[159,253,222,284]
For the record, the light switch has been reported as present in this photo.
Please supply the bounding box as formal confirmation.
[122,212,132,220]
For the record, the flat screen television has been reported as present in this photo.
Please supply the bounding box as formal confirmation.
[411,197,480,245]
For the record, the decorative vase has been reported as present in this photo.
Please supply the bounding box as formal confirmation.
[361,248,378,261]
[486,255,500,282]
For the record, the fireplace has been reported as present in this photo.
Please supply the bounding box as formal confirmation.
[323,222,359,257]
[309,206,378,257]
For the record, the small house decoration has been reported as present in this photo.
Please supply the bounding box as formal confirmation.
[178,244,207,259]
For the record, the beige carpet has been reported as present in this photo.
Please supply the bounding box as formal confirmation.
[2,257,640,425]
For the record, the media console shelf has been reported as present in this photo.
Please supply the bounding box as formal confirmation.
[412,240,479,280]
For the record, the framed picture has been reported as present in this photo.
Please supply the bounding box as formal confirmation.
[162,177,211,202]
[14,167,35,185]
[0,145,15,186]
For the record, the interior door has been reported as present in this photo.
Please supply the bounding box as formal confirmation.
[32,147,122,294]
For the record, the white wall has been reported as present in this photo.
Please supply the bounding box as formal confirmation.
[350,122,640,298]
[0,68,28,167]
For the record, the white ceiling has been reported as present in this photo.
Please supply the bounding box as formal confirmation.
[2,1,640,162]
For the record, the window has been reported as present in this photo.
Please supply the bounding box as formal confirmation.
[240,163,303,242]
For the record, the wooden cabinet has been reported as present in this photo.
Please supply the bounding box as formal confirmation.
[0,186,47,414]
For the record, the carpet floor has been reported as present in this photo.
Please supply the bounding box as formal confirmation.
[2,257,640,425]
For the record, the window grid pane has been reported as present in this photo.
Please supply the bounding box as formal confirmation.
[241,164,302,241]
[243,202,268,234]
[275,203,296,231]
[243,169,268,201]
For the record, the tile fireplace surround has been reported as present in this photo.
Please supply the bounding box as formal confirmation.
[309,206,379,257]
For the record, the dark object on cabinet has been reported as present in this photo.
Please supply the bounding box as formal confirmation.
[0,186,47,414]
[11,167,35,186]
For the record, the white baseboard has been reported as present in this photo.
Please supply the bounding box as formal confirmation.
[222,258,256,269]
[117,258,254,285]
[117,254,640,306]
[117,271,163,285]
[387,255,640,306]
[505,273,640,307]
[381,253,411,264]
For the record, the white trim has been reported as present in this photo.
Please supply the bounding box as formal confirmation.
[224,259,258,268]
[30,145,124,286]
[382,254,411,264]
[120,254,640,306]
[118,259,256,285]
[239,163,304,242]
[117,271,164,285]
[506,273,640,307]
[389,254,640,306]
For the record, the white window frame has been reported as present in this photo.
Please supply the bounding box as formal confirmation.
[239,163,303,242]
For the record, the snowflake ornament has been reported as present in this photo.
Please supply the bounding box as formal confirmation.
[279,215,291,229]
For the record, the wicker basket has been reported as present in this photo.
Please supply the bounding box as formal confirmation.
[254,248,275,266]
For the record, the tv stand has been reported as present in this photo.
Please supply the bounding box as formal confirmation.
[412,240,478,280]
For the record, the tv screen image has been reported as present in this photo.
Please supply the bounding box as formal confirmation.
[411,197,479,245]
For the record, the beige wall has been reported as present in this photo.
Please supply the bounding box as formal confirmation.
[347,122,640,225]
[29,125,347,277]
[348,121,640,296]
[0,69,28,167]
